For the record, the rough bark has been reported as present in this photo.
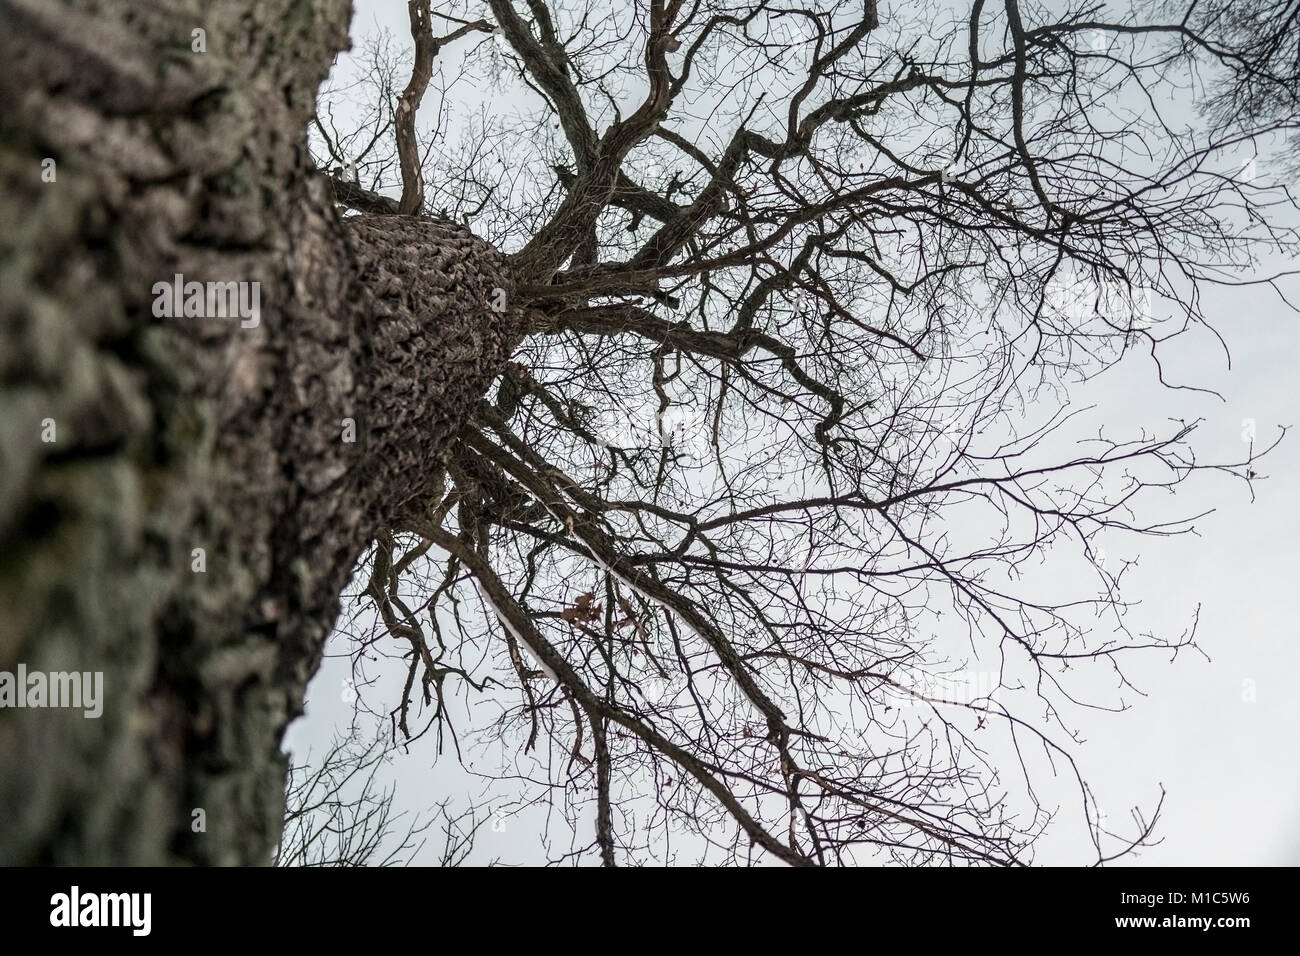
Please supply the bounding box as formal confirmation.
[0,0,516,864]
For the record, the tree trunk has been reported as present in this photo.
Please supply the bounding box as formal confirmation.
[0,0,515,864]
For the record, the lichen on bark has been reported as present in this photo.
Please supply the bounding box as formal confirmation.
[0,0,515,864]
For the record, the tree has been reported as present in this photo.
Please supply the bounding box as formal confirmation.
[276,727,486,867]
[0,0,509,866]
[1174,0,1300,149]
[0,0,1293,865]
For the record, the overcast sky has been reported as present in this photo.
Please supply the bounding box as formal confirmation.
[285,0,1300,866]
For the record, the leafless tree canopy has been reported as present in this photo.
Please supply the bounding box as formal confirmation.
[314,0,1296,865]
[278,729,488,866]
[277,731,430,867]
[1176,0,1300,139]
